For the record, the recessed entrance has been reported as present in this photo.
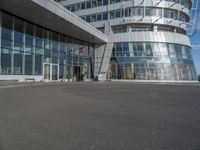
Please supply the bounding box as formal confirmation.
[43,63,59,81]
[73,66,83,81]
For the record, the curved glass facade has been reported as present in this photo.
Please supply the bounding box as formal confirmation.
[59,0,197,81]
[0,10,94,81]
[65,0,191,11]
[108,42,196,80]
[80,7,188,23]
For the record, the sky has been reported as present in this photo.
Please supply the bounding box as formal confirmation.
[190,0,200,76]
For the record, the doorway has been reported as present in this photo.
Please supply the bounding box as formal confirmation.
[43,63,59,81]
[73,66,84,81]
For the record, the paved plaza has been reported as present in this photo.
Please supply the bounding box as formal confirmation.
[0,82,200,150]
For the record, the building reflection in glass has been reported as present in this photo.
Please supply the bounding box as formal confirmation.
[108,42,197,80]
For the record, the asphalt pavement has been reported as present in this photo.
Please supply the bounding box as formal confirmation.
[0,82,200,150]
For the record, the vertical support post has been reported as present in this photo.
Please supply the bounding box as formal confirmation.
[50,64,52,81]
[115,61,117,79]
[11,16,15,75]
[33,25,36,75]
[71,40,74,81]
[22,21,26,75]
[58,34,60,80]
[64,37,67,80]
[57,63,59,80]
[41,28,45,76]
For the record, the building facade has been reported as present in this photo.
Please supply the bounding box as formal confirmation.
[59,0,197,81]
[0,0,107,81]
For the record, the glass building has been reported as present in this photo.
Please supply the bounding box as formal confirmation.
[0,0,197,81]
[59,0,197,81]
[0,0,107,81]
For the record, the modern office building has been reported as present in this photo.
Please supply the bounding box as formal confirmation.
[58,0,197,81]
[0,0,197,82]
[0,0,108,82]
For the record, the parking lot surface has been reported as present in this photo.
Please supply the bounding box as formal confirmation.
[0,82,200,150]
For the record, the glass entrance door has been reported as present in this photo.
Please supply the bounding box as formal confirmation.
[44,64,50,80]
[52,65,58,80]
[43,63,59,81]
[74,66,81,81]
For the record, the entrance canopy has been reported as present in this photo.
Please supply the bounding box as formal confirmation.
[0,0,108,44]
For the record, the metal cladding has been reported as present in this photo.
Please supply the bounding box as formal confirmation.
[60,0,197,81]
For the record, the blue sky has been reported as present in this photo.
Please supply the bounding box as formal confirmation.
[190,0,200,75]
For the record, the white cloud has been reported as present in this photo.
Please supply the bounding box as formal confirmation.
[192,44,200,49]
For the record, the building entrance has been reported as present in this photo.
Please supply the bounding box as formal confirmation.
[43,63,59,81]
[73,66,83,81]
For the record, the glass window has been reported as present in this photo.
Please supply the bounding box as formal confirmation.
[25,22,34,46]
[92,15,96,22]
[66,6,70,11]
[44,30,51,63]
[115,10,121,18]
[14,18,24,43]
[156,9,162,16]
[116,0,121,2]
[1,12,13,75]
[116,43,123,56]
[110,0,115,4]
[25,22,34,75]
[60,34,67,56]
[164,9,169,18]
[35,26,44,48]
[92,0,96,8]
[152,43,160,57]
[145,8,151,16]
[35,54,42,75]
[14,18,24,75]
[145,43,153,56]
[71,5,75,12]
[1,12,13,41]
[103,13,108,20]
[97,27,104,33]
[110,12,115,19]
[44,30,51,50]
[52,32,59,51]
[135,7,144,16]
[103,0,108,5]
[81,3,86,10]
[86,2,91,9]
[125,8,131,17]
[13,51,23,75]
[97,0,102,6]
[0,11,94,79]
[25,53,33,75]
[185,46,192,60]
[137,43,144,56]
[132,43,138,56]
[75,4,80,11]
[122,43,129,56]
[174,44,183,59]
[97,14,102,21]
[86,16,91,22]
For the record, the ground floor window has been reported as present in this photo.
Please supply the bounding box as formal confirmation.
[108,42,197,80]
[0,10,94,80]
